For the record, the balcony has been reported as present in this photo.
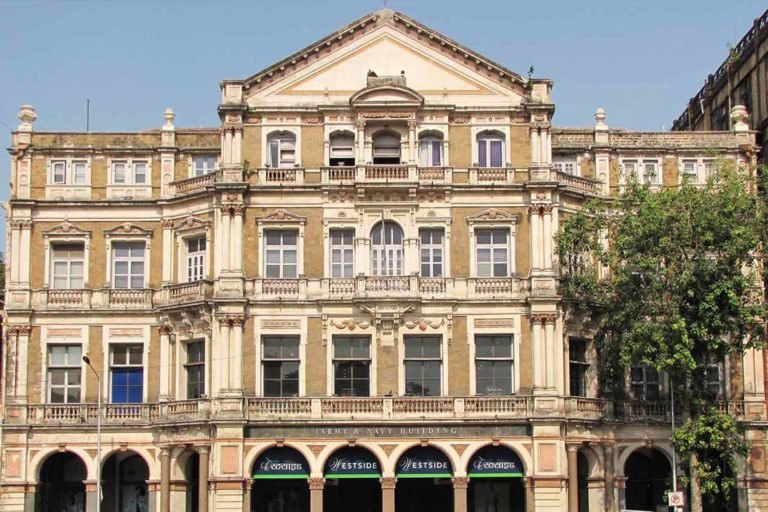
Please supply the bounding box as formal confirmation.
[32,288,155,311]
[160,280,213,306]
[469,167,514,184]
[320,165,451,185]
[257,167,305,184]
[171,171,219,196]
[556,170,600,194]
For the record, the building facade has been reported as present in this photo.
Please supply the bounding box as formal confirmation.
[2,9,766,512]
[671,8,768,164]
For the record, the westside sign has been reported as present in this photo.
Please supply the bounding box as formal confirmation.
[468,446,524,478]
[324,447,381,479]
[396,447,453,478]
[253,447,309,479]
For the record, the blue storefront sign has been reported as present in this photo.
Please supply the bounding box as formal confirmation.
[253,447,310,480]
[324,447,381,479]
[396,447,453,478]
[468,446,524,478]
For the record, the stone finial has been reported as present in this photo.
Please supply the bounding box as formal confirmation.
[162,108,176,131]
[594,107,608,130]
[730,105,749,132]
[17,105,37,132]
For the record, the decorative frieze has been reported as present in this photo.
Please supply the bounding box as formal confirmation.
[474,318,515,328]
[261,319,301,330]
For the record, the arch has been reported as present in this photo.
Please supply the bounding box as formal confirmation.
[623,447,672,512]
[251,446,311,479]
[244,442,318,477]
[251,446,310,512]
[99,446,156,477]
[616,442,674,474]
[370,220,405,276]
[266,129,297,168]
[418,129,444,140]
[323,445,383,478]
[418,130,444,167]
[350,84,424,106]
[577,444,603,479]
[371,129,402,164]
[37,451,87,512]
[466,444,525,477]
[329,130,356,166]
[395,444,455,477]
[32,447,93,481]
[102,449,150,512]
[476,129,505,168]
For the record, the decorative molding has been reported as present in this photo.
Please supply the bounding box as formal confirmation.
[380,477,398,489]
[474,318,515,328]
[46,328,83,338]
[261,319,300,330]
[302,116,323,125]
[452,476,470,489]
[450,116,471,124]
[109,327,144,338]
[466,208,518,223]
[308,477,326,490]
[357,111,415,120]
[104,223,153,238]
[174,216,211,234]
[256,209,307,225]
[8,325,32,336]
[161,219,174,229]
[42,220,91,237]
[530,313,558,325]
[329,319,371,331]
[403,319,445,331]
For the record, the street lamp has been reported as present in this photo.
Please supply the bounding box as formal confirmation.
[83,355,102,512]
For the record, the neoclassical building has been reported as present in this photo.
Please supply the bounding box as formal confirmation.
[2,9,766,512]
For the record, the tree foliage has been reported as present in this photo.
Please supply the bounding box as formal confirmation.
[556,161,767,503]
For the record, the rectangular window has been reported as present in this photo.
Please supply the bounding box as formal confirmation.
[622,160,638,180]
[185,341,205,399]
[112,242,145,289]
[475,335,513,395]
[330,229,354,278]
[52,160,67,184]
[420,229,444,277]
[51,243,85,289]
[187,238,206,282]
[47,344,82,404]
[696,353,723,399]
[630,366,660,401]
[475,229,509,277]
[404,336,442,396]
[72,160,87,184]
[569,338,589,397]
[262,336,300,397]
[419,140,442,166]
[192,156,217,177]
[110,344,143,403]
[112,161,127,184]
[333,336,370,397]
[133,161,147,184]
[264,230,298,278]
[681,159,698,180]
[478,138,504,167]
[703,159,716,180]
[268,137,296,168]
[553,157,577,175]
[642,160,660,184]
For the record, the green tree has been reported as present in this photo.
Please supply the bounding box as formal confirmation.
[556,162,766,511]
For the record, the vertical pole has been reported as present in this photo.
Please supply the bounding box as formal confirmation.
[671,383,680,512]
[309,477,324,512]
[199,446,210,512]
[452,477,468,512]
[567,444,579,512]
[160,447,171,512]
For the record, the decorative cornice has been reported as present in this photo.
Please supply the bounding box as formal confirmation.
[466,208,518,223]
[174,216,211,233]
[104,223,153,238]
[256,209,307,225]
[42,220,90,237]
[530,313,558,325]
[8,325,32,336]
[403,319,445,331]
[330,319,371,330]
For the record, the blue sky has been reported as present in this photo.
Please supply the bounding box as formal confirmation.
[0,0,765,249]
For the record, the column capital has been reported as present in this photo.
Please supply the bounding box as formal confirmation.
[160,446,171,456]
[308,477,325,490]
[161,219,174,229]
[8,325,32,336]
[379,476,397,489]
[530,313,557,325]
[452,476,470,489]
[198,445,211,455]
[566,442,582,453]
[158,325,173,336]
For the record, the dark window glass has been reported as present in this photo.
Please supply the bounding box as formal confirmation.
[404,336,442,396]
[475,335,513,395]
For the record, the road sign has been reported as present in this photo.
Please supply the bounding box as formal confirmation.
[668,491,686,507]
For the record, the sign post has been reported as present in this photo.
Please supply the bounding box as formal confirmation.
[668,491,685,509]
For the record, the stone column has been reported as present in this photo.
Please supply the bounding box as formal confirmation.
[524,477,535,512]
[9,221,21,283]
[161,219,174,284]
[219,317,231,392]
[603,444,615,512]
[232,205,244,273]
[231,315,244,392]
[19,220,31,284]
[160,447,171,512]
[531,316,544,390]
[199,446,210,512]
[380,477,397,512]
[221,206,231,271]
[567,444,579,512]
[542,205,553,270]
[452,476,469,512]
[530,129,540,164]
[356,120,366,163]
[544,315,556,390]
[309,477,325,512]
[323,138,330,166]
[243,479,252,512]
[529,206,541,270]
[408,120,417,164]
[224,130,233,164]
[159,326,172,400]
[233,129,242,163]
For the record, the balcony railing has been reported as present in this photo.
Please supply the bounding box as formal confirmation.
[161,280,213,305]
[108,289,154,309]
[11,396,759,427]
[32,288,155,311]
[320,165,449,184]
[258,167,305,184]
[469,167,514,184]
[556,170,600,194]
[171,171,219,196]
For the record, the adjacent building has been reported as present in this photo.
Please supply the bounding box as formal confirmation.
[2,9,766,512]
[672,8,768,163]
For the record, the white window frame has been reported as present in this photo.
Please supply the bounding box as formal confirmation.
[260,335,301,397]
[47,158,91,186]
[108,343,145,403]
[553,155,580,176]
[46,343,83,404]
[620,158,662,186]
[328,131,356,166]
[254,319,307,397]
[186,237,207,282]
[467,212,518,278]
[111,241,147,289]
[190,155,219,177]
[371,131,403,163]
[43,223,92,289]
[679,156,717,185]
[109,158,152,186]
[371,221,405,276]
[174,218,212,283]
[418,136,443,167]
[474,334,515,395]
[265,130,298,168]
[472,128,509,168]
[419,228,444,278]
[50,242,85,289]
[183,339,207,399]
[402,335,444,397]
[104,225,152,288]
[331,335,372,397]
[468,317,522,395]
[474,228,511,278]
[263,229,299,279]
[330,228,355,278]
[256,211,306,279]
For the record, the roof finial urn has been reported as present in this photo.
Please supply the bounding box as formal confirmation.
[163,108,176,130]
[594,107,607,130]
[17,105,37,132]
[730,105,749,132]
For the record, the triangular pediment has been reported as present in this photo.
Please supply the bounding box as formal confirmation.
[174,216,211,233]
[104,223,154,237]
[236,10,529,108]
[257,209,307,224]
[43,221,91,237]
[467,208,519,223]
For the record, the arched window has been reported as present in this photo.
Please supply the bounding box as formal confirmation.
[477,131,505,168]
[329,131,355,166]
[418,132,443,166]
[372,131,401,164]
[267,131,296,168]
[371,221,404,275]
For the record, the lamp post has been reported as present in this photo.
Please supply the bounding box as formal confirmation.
[83,355,102,512]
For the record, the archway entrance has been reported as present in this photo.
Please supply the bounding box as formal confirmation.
[323,446,381,512]
[183,452,199,512]
[467,445,525,512]
[395,446,453,512]
[102,450,149,512]
[624,448,671,511]
[577,451,589,512]
[37,451,87,512]
[251,447,309,512]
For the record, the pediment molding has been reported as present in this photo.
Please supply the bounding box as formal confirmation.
[104,223,154,238]
[256,209,307,225]
[466,208,519,224]
[43,220,91,238]
[350,84,424,109]
[174,216,211,234]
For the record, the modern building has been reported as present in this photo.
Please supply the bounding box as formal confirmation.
[2,9,766,512]
[671,9,768,163]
